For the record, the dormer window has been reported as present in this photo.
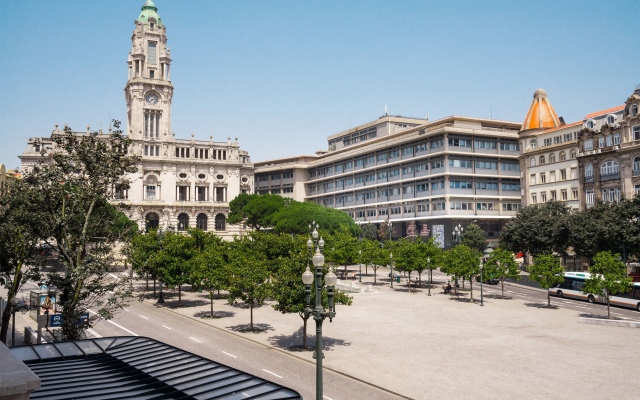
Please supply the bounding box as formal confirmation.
[631,104,638,117]
[150,23,155,29]
[606,114,618,125]
[585,118,596,130]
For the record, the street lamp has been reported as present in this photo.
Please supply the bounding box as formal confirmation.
[302,222,337,400]
[427,257,431,296]
[390,252,394,289]
[452,223,464,245]
[358,249,362,282]
[386,219,393,241]
[479,260,484,307]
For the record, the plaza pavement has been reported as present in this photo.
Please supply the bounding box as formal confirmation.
[141,268,640,400]
[5,268,640,399]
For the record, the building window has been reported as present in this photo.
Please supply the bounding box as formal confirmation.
[586,190,594,205]
[560,169,567,181]
[418,204,429,212]
[614,134,620,145]
[448,138,472,147]
[549,153,556,163]
[585,164,593,179]
[146,185,156,200]
[633,156,640,172]
[501,162,520,171]
[531,193,537,204]
[631,104,639,117]
[540,173,546,184]
[215,214,226,231]
[584,140,593,151]
[606,135,612,147]
[196,187,207,201]
[571,167,577,179]
[530,157,536,167]
[633,126,640,141]
[600,161,619,176]
[635,184,640,195]
[550,190,557,200]
[598,137,605,148]
[148,42,157,65]
[539,155,545,165]
[559,151,566,161]
[550,171,556,182]
[196,213,208,230]
[529,139,537,149]
[530,174,536,185]
[561,190,567,200]
[449,159,472,168]
[177,186,189,201]
[570,150,577,159]
[572,188,578,200]
[145,212,159,231]
[541,192,547,202]
[177,213,189,231]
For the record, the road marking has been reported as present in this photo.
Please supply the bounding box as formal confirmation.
[162,325,172,330]
[323,396,334,400]
[139,315,149,319]
[222,351,237,358]
[189,337,202,343]
[87,309,138,336]
[262,369,282,379]
[87,328,102,338]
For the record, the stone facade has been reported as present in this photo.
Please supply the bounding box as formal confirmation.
[19,1,254,239]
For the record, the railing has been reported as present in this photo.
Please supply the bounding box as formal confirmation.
[600,173,620,181]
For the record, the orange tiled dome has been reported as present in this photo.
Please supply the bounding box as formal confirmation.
[522,89,561,131]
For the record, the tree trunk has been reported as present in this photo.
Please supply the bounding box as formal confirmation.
[501,280,505,298]
[210,293,214,318]
[153,276,156,297]
[470,279,474,302]
[607,297,611,319]
[301,314,309,350]
[250,303,254,330]
[0,306,12,344]
[407,271,411,292]
[366,264,368,275]
[145,274,149,291]
[418,272,422,287]
[547,291,551,307]
[374,267,377,284]
[178,285,182,306]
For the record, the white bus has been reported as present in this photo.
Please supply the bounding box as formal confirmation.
[549,272,640,311]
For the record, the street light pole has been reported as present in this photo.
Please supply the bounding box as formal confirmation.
[427,257,431,296]
[358,250,362,282]
[479,260,484,307]
[302,222,337,400]
[390,252,394,289]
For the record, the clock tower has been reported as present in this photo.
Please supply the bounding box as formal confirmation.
[125,0,173,141]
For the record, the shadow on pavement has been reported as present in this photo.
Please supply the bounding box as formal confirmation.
[483,294,513,300]
[267,327,351,351]
[193,310,235,319]
[226,323,274,333]
[165,298,209,308]
[578,312,621,320]
[523,302,559,309]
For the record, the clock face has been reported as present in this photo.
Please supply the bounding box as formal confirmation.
[145,93,159,105]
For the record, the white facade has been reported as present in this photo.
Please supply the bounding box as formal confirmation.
[20,1,254,239]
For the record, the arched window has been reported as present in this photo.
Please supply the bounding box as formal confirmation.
[539,155,545,165]
[549,153,556,163]
[585,164,593,178]
[215,214,226,231]
[570,150,576,159]
[145,212,159,231]
[559,151,566,161]
[196,213,208,230]
[529,139,537,149]
[530,157,536,167]
[177,213,189,231]
[600,161,619,176]
[633,156,640,171]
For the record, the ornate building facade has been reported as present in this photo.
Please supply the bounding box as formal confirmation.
[19,1,254,239]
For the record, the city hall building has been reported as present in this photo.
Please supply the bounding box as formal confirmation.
[19,1,254,239]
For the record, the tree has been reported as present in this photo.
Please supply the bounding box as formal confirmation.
[324,230,359,277]
[582,251,632,319]
[271,241,353,350]
[271,201,360,236]
[361,223,378,241]
[128,229,163,296]
[484,247,520,298]
[156,231,195,306]
[500,201,571,258]
[528,254,565,307]
[0,177,44,344]
[226,250,271,331]
[227,193,287,230]
[359,239,389,284]
[461,223,486,251]
[190,232,228,318]
[441,245,482,301]
[21,124,139,340]
[390,238,439,291]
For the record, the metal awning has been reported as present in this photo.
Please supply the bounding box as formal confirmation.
[12,336,302,399]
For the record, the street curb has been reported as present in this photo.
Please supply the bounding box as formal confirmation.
[142,297,413,400]
[579,317,640,328]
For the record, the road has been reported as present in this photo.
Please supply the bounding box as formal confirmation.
[89,293,405,400]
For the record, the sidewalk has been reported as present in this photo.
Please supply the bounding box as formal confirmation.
[141,267,638,399]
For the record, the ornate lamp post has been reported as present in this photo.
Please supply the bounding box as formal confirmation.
[427,256,432,296]
[302,222,337,400]
[452,223,464,245]
[389,252,394,289]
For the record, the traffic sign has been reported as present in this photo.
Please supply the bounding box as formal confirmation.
[49,314,63,327]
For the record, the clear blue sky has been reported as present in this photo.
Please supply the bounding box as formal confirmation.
[1,0,638,170]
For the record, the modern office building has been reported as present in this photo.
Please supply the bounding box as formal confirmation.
[256,114,523,247]
[577,85,640,208]
[19,0,254,239]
